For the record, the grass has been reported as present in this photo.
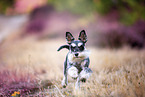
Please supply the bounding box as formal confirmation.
[0,38,145,96]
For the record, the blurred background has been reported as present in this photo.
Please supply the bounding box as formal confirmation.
[0,0,145,48]
[0,0,145,96]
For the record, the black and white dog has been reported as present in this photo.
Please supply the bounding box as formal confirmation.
[57,30,92,89]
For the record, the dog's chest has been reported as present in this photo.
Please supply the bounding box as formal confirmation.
[68,55,85,67]
[69,61,83,72]
[67,51,90,70]
[67,51,89,63]
[68,57,87,70]
[72,61,82,66]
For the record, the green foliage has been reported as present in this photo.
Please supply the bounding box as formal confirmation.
[93,0,115,14]
[47,0,145,25]
[47,0,94,15]
[119,0,145,25]
[93,0,145,25]
[0,0,144,25]
[0,0,14,14]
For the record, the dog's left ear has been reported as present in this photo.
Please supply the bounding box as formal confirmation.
[78,30,87,43]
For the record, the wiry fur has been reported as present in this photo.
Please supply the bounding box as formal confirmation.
[68,50,90,63]
[58,30,92,89]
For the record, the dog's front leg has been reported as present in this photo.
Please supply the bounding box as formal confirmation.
[62,59,68,88]
[80,58,92,82]
[75,75,80,89]
[62,73,68,88]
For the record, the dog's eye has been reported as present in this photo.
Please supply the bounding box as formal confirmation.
[79,45,84,51]
[71,46,76,51]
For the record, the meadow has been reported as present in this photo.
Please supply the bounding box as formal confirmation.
[0,37,145,96]
[0,0,145,96]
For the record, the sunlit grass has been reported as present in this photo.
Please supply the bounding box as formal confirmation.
[0,38,145,96]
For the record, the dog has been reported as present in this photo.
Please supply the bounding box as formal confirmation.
[57,30,92,89]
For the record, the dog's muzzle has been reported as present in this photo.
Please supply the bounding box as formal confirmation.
[75,53,79,57]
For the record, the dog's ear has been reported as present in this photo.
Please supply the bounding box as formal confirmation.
[78,30,87,43]
[66,32,75,44]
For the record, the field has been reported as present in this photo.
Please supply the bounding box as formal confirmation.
[0,0,145,96]
[0,37,145,96]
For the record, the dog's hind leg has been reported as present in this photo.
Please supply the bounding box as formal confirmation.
[75,75,81,89]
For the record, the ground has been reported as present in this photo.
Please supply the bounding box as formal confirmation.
[0,37,145,96]
[0,15,145,96]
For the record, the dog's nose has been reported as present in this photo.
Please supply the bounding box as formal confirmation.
[75,53,79,57]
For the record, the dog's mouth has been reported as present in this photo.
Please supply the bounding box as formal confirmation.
[74,55,84,59]
[75,56,80,58]
[73,56,84,61]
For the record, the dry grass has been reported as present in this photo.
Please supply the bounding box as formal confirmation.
[0,38,145,96]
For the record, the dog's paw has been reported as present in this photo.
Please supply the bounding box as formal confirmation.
[62,83,67,88]
[72,77,77,80]
[61,80,67,88]
[62,84,67,88]
[80,78,86,82]
[68,67,78,78]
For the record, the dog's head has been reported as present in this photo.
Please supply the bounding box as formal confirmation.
[66,30,89,59]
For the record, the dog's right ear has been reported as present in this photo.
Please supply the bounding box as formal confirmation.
[66,32,74,44]
[78,30,87,43]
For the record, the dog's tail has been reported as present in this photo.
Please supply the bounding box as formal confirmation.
[57,45,70,51]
